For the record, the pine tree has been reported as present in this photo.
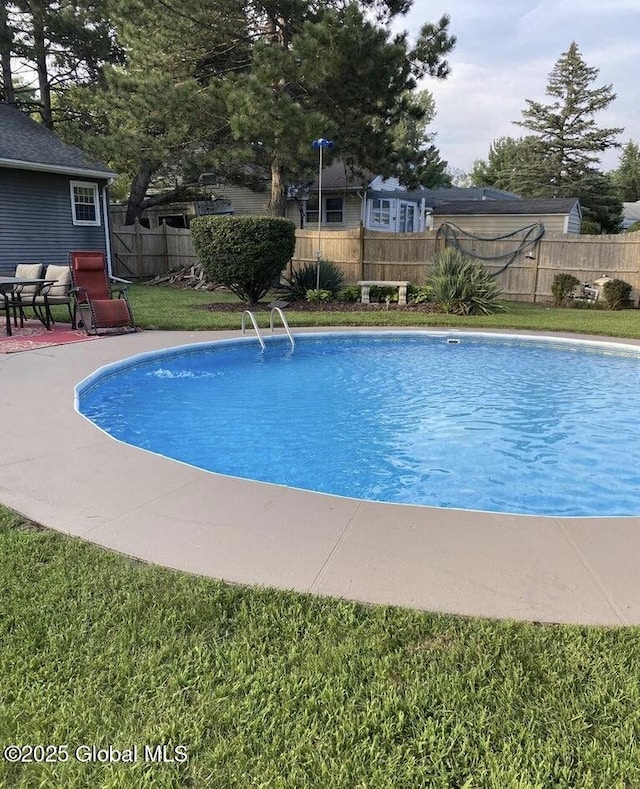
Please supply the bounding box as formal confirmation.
[612,140,640,202]
[0,3,16,103]
[4,1,120,127]
[515,42,622,195]
[59,0,247,224]
[226,3,456,214]
[470,136,545,194]
[494,42,625,232]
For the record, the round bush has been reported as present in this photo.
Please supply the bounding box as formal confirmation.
[191,215,296,304]
[551,273,580,307]
[601,278,632,310]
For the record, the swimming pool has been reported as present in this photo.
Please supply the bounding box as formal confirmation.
[76,331,640,517]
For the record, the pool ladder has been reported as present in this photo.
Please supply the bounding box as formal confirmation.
[241,307,295,351]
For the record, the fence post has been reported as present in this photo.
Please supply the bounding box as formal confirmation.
[162,220,169,271]
[358,222,365,281]
[530,257,540,303]
[530,241,542,303]
[134,220,143,276]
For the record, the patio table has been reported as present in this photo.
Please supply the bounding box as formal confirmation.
[0,277,56,336]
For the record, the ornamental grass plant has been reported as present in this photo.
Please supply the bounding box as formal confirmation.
[429,248,505,315]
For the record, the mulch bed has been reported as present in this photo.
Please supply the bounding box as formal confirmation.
[196,301,440,313]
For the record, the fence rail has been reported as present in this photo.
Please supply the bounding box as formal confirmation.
[110,221,640,303]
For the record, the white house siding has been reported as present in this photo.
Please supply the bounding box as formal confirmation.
[432,214,573,236]
[369,175,402,191]
[216,184,270,215]
[343,194,364,227]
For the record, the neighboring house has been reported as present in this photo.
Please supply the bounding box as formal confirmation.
[365,185,521,233]
[622,201,640,230]
[110,197,234,228]
[431,198,582,235]
[213,164,522,233]
[0,103,115,275]
[110,160,524,235]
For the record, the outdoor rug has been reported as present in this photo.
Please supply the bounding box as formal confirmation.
[0,321,98,353]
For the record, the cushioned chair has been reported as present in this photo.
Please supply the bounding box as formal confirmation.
[10,263,44,327]
[69,250,136,335]
[15,265,76,329]
[27,264,75,329]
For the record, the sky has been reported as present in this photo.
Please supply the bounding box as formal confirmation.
[397,0,640,176]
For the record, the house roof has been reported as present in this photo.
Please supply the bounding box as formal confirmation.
[368,186,522,206]
[308,160,376,191]
[432,198,580,216]
[0,103,114,179]
[424,187,521,205]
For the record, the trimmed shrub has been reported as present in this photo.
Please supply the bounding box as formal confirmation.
[305,288,332,303]
[601,278,633,310]
[369,285,397,303]
[191,215,296,304]
[408,284,433,304]
[551,273,580,306]
[337,286,361,303]
[280,260,344,302]
[429,248,504,315]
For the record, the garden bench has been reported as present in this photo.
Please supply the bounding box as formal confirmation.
[357,280,410,306]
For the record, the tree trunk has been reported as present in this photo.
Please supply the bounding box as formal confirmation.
[31,4,52,128]
[125,160,158,225]
[268,158,287,216]
[0,3,15,104]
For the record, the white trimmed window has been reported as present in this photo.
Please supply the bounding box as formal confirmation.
[324,197,344,224]
[370,198,392,228]
[70,181,100,226]
[306,195,344,226]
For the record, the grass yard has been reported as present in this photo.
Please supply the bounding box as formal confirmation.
[6,285,640,787]
[50,283,640,337]
[2,507,640,789]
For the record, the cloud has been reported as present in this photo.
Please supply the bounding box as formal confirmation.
[406,0,640,173]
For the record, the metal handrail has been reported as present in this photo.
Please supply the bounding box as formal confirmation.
[241,310,265,351]
[269,307,295,348]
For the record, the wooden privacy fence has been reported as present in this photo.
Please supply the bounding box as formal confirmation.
[111,222,198,279]
[292,227,640,303]
[111,221,640,303]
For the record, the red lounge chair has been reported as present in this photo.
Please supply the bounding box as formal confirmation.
[69,251,136,335]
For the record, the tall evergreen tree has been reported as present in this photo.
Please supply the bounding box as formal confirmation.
[390,89,451,188]
[515,41,622,191]
[611,140,640,202]
[470,136,545,194]
[472,43,624,232]
[60,0,248,223]
[226,2,455,214]
[3,1,120,127]
[0,2,16,103]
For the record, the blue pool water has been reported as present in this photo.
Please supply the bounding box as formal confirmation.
[77,332,640,517]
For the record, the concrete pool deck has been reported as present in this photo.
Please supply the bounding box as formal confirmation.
[2,326,640,626]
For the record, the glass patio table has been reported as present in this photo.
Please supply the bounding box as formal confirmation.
[0,277,56,336]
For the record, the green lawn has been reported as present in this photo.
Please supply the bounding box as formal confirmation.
[2,507,640,789]
[5,286,640,788]
[124,284,640,339]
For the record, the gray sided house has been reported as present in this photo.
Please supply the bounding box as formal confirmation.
[0,103,115,275]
